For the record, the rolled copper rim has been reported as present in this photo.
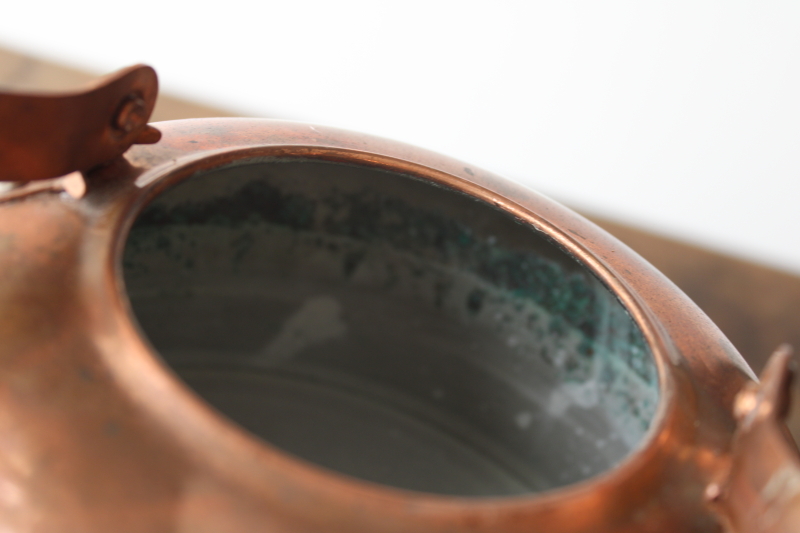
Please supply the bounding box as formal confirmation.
[89,118,723,531]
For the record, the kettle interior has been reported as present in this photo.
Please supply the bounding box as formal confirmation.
[121,158,659,497]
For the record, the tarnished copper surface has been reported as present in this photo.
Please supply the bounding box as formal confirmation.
[0,63,160,182]
[0,115,755,531]
[0,64,797,532]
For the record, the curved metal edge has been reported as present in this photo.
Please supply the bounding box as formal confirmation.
[59,117,753,531]
[0,117,752,532]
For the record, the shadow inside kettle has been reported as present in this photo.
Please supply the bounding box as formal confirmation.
[122,159,658,496]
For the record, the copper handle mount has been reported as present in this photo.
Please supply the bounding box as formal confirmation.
[0,63,160,184]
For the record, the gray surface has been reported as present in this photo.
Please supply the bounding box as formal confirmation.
[123,159,658,495]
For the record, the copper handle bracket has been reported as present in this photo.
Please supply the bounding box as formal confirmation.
[708,345,800,532]
[0,64,161,186]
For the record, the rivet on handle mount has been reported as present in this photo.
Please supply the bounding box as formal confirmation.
[0,64,160,183]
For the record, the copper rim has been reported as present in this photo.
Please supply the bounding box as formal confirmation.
[0,79,766,529]
[91,119,711,529]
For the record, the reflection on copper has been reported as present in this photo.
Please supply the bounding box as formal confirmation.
[0,65,796,533]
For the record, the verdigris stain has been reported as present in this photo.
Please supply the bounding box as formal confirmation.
[124,159,658,495]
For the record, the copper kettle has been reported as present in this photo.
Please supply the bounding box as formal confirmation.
[0,65,798,533]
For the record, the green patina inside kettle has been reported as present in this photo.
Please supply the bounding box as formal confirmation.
[123,158,658,496]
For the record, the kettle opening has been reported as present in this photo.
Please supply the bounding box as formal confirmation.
[122,157,659,497]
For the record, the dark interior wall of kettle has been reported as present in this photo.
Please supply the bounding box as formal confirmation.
[121,159,659,496]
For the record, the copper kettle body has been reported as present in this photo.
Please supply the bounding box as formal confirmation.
[0,66,797,533]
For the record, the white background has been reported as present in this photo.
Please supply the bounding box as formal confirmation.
[2,2,799,272]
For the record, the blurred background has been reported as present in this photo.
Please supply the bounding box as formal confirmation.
[1,1,799,372]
